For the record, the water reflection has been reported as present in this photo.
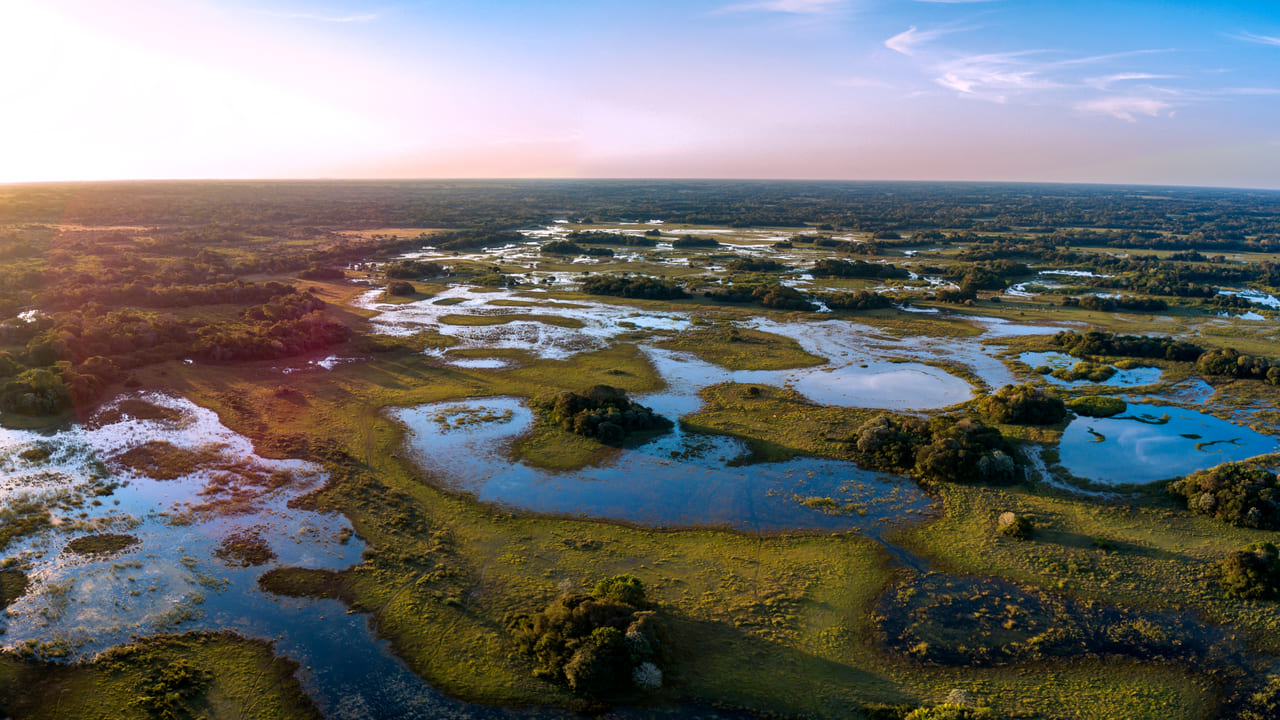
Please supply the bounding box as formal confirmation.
[1057,403,1278,485]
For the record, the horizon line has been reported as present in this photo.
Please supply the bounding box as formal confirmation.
[3,177,1280,193]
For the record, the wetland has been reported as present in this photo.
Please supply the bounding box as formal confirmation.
[3,180,1280,719]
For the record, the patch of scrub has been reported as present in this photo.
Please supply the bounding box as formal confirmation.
[1056,404,1279,485]
[1019,352,1162,388]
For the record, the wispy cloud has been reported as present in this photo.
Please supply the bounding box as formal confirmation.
[1232,31,1280,47]
[716,0,844,14]
[1085,72,1174,90]
[1075,96,1172,122]
[932,51,1057,100]
[885,26,954,56]
[258,10,378,23]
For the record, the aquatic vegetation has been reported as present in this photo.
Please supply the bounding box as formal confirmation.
[1067,396,1127,418]
[64,533,139,557]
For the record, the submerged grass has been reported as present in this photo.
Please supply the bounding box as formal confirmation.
[0,632,320,720]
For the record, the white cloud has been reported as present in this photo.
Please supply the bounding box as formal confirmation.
[1075,96,1172,122]
[885,26,951,56]
[717,0,844,14]
[1232,31,1280,47]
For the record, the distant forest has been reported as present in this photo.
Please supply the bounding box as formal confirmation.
[2,180,1279,244]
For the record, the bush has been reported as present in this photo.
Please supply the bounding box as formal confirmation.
[593,574,646,605]
[1067,395,1126,417]
[1169,463,1280,529]
[997,512,1034,540]
[386,281,416,297]
[1218,542,1280,600]
[1051,361,1116,383]
[981,384,1067,425]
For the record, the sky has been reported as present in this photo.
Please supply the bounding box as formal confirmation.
[1,0,1279,188]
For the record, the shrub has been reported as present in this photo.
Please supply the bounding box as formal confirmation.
[981,384,1067,425]
[1067,395,1126,417]
[1218,542,1280,600]
[1169,463,1280,529]
[996,512,1033,540]
[1051,361,1116,383]
[593,574,646,606]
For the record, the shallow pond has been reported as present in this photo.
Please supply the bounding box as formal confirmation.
[393,349,937,535]
[1057,403,1279,485]
[1019,351,1163,388]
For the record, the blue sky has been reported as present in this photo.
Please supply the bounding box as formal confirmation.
[2,0,1278,186]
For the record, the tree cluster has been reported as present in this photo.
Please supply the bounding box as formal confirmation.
[848,414,1018,485]
[980,384,1067,425]
[1051,331,1203,362]
[535,385,673,445]
[1169,463,1280,529]
[510,574,666,695]
[1196,348,1280,385]
[811,259,908,280]
[580,275,687,300]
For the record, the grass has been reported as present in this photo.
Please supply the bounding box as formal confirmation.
[64,534,139,557]
[0,633,320,720]
[658,325,826,370]
[0,568,29,610]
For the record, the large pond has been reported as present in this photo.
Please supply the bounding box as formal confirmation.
[394,347,937,535]
[1057,403,1279,485]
